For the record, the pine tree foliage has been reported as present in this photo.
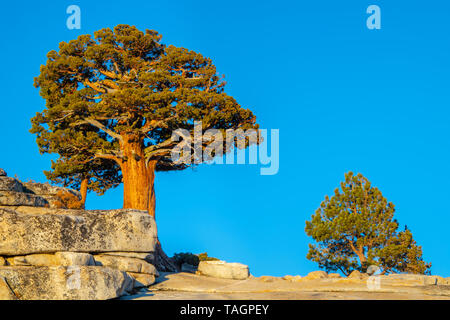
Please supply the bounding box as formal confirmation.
[305,172,431,275]
[31,25,258,200]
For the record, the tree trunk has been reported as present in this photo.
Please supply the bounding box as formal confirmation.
[120,133,155,214]
[349,240,367,268]
[79,177,88,209]
[147,160,156,217]
[119,133,176,272]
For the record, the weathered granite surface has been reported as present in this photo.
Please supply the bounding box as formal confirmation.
[197,261,250,280]
[0,177,24,192]
[0,266,133,300]
[0,191,48,207]
[127,272,450,300]
[0,208,157,255]
[0,174,81,209]
[22,182,81,208]
[0,172,159,300]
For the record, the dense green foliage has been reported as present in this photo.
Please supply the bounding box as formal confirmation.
[31,24,258,198]
[172,252,200,268]
[172,252,219,268]
[305,172,431,275]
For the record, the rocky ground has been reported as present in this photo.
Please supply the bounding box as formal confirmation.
[0,171,159,300]
[123,271,450,300]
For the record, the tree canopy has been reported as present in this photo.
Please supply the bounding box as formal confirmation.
[31,24,259,214]
[305,172,431,275]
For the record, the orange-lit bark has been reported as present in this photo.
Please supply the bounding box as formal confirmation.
[120,133,157,217]
[80,177,89,209]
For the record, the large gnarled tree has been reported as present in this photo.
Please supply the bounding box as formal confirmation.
[31,25,259,218]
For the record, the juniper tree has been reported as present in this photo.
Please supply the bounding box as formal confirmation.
[31,24,259,216]
[305,172,431,275]
[45,156,121,207]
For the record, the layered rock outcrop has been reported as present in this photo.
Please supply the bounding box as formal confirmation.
[0,173,81,209]
[0,170,158,300]
[0,266,133,300]
[22,182,82,208]
[0,208,156,255]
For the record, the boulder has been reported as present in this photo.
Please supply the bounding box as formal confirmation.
[22,182,81,208]
[0,208,157,255]
[0,257,5,266]
[0,266,133,300]
[127,272,156,288]
[197,261,249,280]
[348,270,368,279]
[0,191,48,207]
[22,182,81,199]
[0,276,17,300]
[282,275,302,282]
[94,255,157,275]
[0,177,24,192]
[328,273,342,278]
[257,276,280,282]
[7,252,95,267]
[0,169,6,177]
[303,271,328,280]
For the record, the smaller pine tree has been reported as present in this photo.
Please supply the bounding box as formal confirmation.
[305,172,431,275]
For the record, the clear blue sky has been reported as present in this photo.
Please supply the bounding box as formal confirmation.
[0,0,449,277]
